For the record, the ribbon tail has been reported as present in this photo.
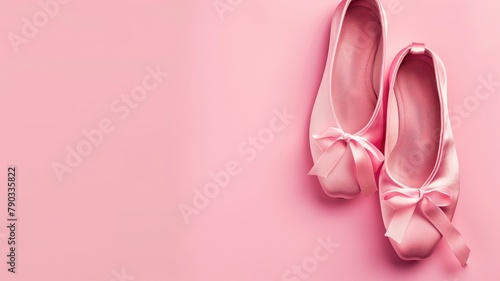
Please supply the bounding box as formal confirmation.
[350,142,378,196]
[385,205,417,244]
[421,199,471,266]
[360,140,385,171]
[308,141,345,177]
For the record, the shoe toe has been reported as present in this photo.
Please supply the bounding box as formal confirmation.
[318,151,361,199]
[389,211,441,260]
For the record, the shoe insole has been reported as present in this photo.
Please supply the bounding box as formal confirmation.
[331,4,381,133]
[389,55,441,188]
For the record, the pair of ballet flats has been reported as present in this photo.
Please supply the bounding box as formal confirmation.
[308,0,470,266]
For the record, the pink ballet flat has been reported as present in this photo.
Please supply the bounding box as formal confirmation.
[308,0,387,199]
[379,43,470,265]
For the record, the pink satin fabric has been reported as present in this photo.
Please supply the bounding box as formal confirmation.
[379,43,470,266]
[308,0,387,198]
[309,127,384,196]
[382,183,469,265]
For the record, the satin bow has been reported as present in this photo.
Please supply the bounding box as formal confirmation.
[308,127,384,196]
[382,185,470,266]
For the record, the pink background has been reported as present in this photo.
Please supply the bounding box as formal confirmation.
[0,0,499,280]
